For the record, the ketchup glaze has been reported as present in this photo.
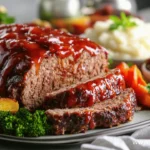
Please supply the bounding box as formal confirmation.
[44,69,125,108]
[0,24,107,97]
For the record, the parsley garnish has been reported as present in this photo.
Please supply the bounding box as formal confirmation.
[109,12,137,31]
[146,83,150,93]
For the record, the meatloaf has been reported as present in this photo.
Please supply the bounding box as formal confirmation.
[44,68,125,109]
[0,24,108,110]
[46,88,136,135]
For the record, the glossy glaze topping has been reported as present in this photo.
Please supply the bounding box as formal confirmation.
[44,69,125,108]
[46,88,136,135]
[0,24,107,97]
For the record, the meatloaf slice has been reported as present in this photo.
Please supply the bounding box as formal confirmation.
[46,88,136,135]
[0,24,108,110]
[44,68,125,109]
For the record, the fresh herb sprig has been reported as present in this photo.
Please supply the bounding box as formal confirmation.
[109,12,137,31]
[0,12,15,24]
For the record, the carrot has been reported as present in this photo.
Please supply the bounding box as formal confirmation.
[134,84,150,107]
[116,62,149,107]
[116,62,129,80]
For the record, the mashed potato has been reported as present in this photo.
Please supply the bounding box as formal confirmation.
[84,18,150,60]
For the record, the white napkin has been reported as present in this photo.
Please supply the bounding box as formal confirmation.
[81,136,150,150]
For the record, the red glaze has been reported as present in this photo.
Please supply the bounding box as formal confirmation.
[44,69,126,108]
[0,24,107,97]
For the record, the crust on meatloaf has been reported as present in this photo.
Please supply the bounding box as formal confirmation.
[46,88,136,135]
[0,24,108,110]
[44,68,126,109]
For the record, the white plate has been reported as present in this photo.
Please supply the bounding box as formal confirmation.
[132,125,150,139]
[0,110,150,144]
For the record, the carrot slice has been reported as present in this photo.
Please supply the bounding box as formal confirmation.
[116,62,129,80]
[116,62,150,107]
[135,84,150,107]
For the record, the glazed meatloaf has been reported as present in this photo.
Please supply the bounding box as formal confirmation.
[0,24,108,110]
[46,88,136,135]
[44,68,125,109]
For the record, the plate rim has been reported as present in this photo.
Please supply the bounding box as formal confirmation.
[0,110,150,144]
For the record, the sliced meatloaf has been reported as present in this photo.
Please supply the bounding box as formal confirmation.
[0,24,108,110]
[44,68,125,109]
[46,88,136,135]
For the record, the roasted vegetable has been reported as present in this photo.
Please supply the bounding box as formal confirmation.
[0,108,51,137]
[0,98,19,112]
[116,62,129,80]
[117,62,150,107]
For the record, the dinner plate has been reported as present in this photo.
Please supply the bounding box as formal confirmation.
[131,125,150,139]
[0,110,150,144]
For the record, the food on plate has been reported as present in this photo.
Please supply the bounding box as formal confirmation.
[46,88,136,135]
[0,5,15,24]
[116,62,146,87]
[0,98,19,112]
[89,5,139,27]
[51,16,91,35]
[0,24,108,111]
[134,84,150,107]
[117,62,150,108]
[49,5,138,35]
[109,12,137,31]
[84,13,150,60]
[0,108,50,137]
[44,68,125,109]
[0,24,137,136]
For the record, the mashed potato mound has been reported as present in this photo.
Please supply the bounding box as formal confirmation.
[84,18,150,60]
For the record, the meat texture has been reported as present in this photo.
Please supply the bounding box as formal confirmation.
[0,24,108,110]
[46,88,136,135]
[44,68,125,109]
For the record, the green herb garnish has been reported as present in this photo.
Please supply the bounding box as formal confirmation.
[146,83,150,93]
[109,12,137,31]
[0,12,15,24]
[127,62,134,67]
[108,58,114,68]
[0,108,51,137]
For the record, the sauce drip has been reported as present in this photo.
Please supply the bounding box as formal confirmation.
[44,70,125,108]
[0,24,107,96]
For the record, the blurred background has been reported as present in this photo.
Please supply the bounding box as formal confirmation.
[0,0,150,23]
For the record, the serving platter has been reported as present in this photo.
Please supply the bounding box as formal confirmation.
[0,110,150,144]
[132,125,150,139]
